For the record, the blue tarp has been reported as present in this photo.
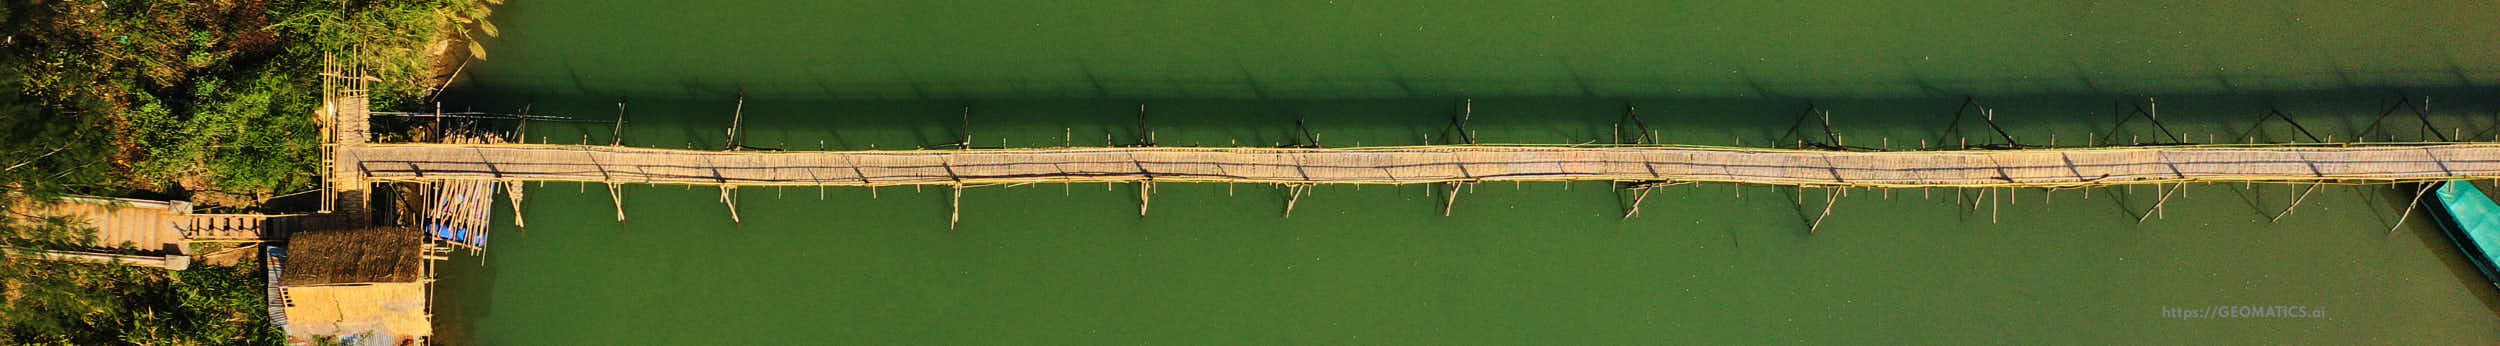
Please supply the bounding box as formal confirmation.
[425,225,487,248]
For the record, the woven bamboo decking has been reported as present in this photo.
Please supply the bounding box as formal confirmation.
[338,143,2500,188]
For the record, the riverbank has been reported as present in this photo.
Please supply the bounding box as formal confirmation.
[0,1,494,343]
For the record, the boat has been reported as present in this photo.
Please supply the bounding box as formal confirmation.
[2425,180,2500,287]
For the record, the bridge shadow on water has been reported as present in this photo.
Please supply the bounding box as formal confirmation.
[426,85,2500,152]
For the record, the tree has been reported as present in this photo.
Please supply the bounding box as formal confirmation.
[0,201,283,344]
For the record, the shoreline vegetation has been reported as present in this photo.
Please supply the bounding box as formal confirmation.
[0,0,491,343]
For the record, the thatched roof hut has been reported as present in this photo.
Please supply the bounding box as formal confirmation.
[279,227,424,286]
[276,226,432,344]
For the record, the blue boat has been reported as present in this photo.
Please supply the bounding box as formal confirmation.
[2426,181,2500,287]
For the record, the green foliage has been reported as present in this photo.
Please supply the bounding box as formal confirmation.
[130,69,323,194]
[0,259,286,345]
[0,0,491,339]
[0,55,115,197]
[198,72,321,193]
[0,0,489,196]
[271,0,487,107]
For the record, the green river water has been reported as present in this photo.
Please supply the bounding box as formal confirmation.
[431,1,2500,343]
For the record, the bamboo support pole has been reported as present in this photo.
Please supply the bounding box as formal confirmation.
[2270,183,2321,223]
[1623,186,1654,219]
[1809,187,1840,233]
[726,94,745,150]
[611,100,627,146]
[504,181,525,228]
[607,183,626,223]
[1442,182,1465,216]
[2137,183,2182,223]
[1283,184,1309,218]
[950,184,965,229]
[1138,181,1154,218]
[2391,183,2438,236]
[720,186,742,225]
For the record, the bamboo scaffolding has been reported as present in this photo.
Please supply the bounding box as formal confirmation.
[417,133,501,250]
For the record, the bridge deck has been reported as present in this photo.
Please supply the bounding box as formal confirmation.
[339,143,2500,188]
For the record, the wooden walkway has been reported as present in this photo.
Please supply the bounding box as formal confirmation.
[12,196,292,254]
[28,196,193,252]
[337,143,2500,188]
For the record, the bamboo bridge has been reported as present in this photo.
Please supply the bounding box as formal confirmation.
[339,143,2500,188]
[335,138,2500,231]
[317,70,2498,231]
